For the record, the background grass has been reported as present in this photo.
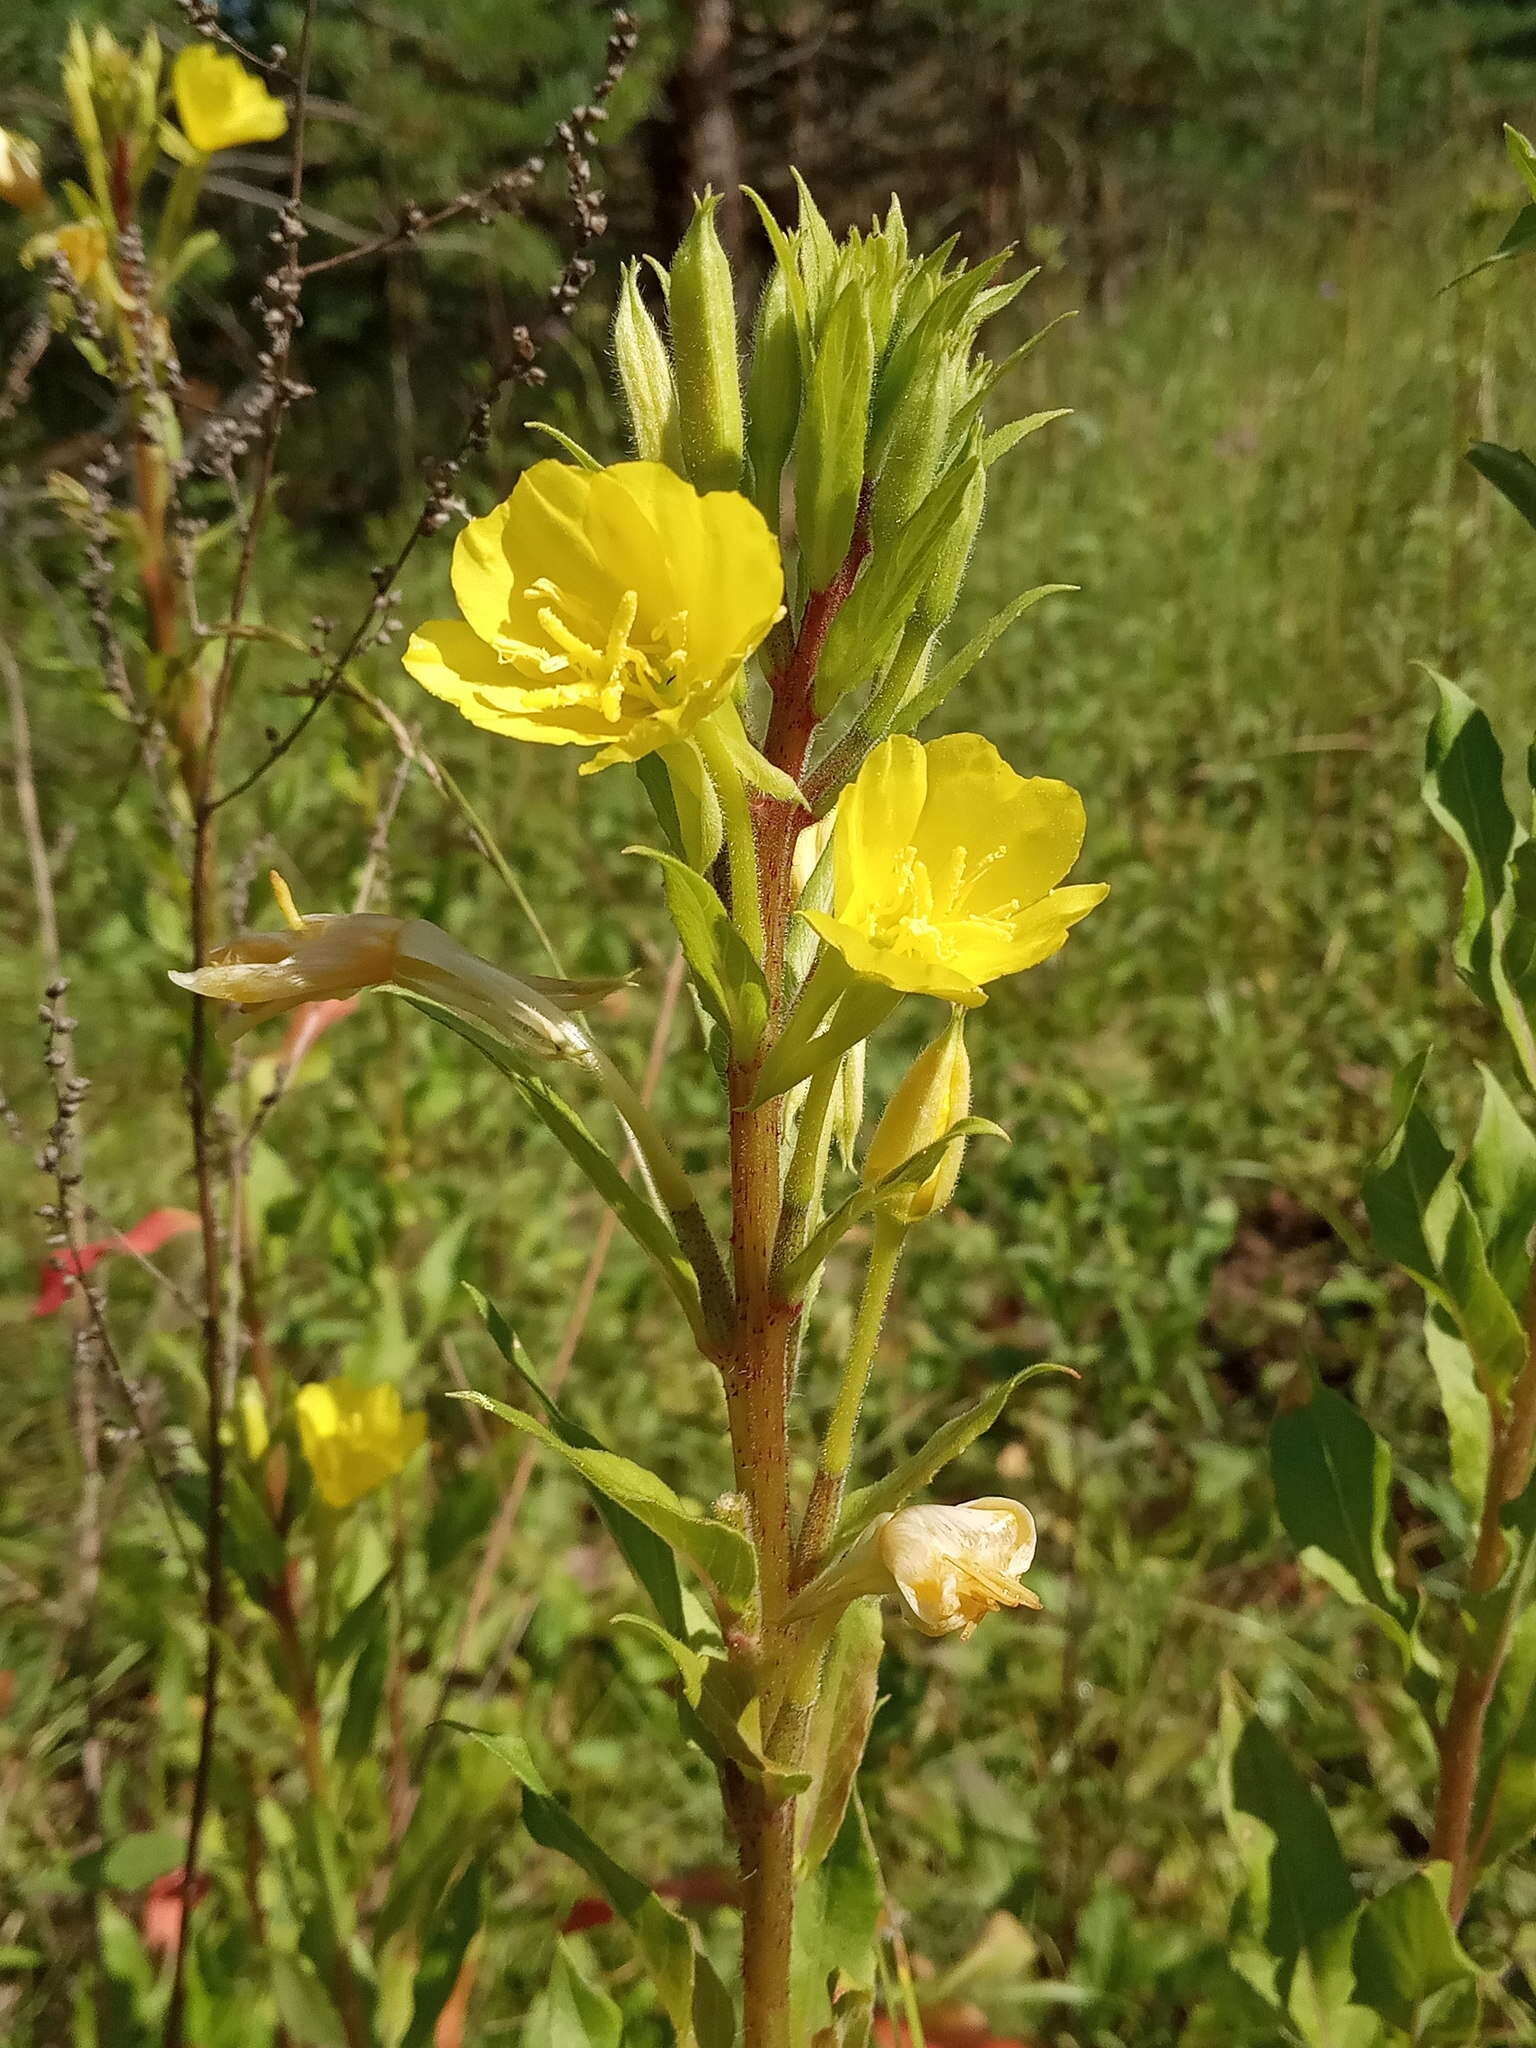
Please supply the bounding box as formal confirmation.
[6,145,1536,2043]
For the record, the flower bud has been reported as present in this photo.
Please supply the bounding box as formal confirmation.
[745,265,801,532]
[0,130,45,211]
[870,343,959,541]
[915,448,986,632]
[798,279,874,590]
[668,194,744,492]
[613,261,682,467]
[862,1013,970,1221]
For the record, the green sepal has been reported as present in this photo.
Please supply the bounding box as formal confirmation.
[750,979,899,1107]
[628,844,769,1057]
[465,1287,687,1635]
[526,422,603,469]
[447,1389,756,1610]
[834,1362,1073,1546]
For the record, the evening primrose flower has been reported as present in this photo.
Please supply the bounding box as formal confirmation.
[834,1498,1041,1640]
[804,733,1107,1006]
[169,871,620,1056]
[172,44,288,155]
[296,1379,425,1511]
[0,130,46,211]
[403,460,783,772]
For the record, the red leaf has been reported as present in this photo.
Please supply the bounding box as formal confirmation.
[32,1206,200,1317]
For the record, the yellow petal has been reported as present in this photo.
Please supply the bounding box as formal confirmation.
[802,911,986,1005]
[835,736,928,911]
[915,736,1086,911]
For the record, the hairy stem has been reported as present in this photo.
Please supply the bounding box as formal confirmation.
[1431,1285,1536,1921]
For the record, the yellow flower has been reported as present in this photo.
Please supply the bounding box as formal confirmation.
[862,1012,971,1221]
[169,872,622,1053]
[804,732,1107,1006]
[0,130,45,211]
[23,220,110,291]
[403,460,784,773]
[172,44,287,156]
[862,1498,1040,1639]
[296,1380,426,1511]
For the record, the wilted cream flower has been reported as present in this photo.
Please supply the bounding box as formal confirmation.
[22,220,111,292]
[169,871,621,1058]
[819,1497,1040,1641]
[0,130,46,211]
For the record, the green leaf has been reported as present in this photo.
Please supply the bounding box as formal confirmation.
[629,845,768,1054]
[399,995,705,1340]
[792,1799,883,2042]
[836,1363,1074,1545]
[981,409,1070,466]
[1424,1317,1493,1523]
[1270,1388,1413,1639]
[1229,1713,1355,1991]
[1351,1865,1476,2032]
[656,741,725,871]
[524,1943,623,2048]
[1443,208,1536,288]
[891,584,1074,737]
[448,1389,756,1608]
[614,1613,809,1795]
[447,1722,726,2047]
[468,1288,688,1634]
[403,1861,483,2048]
[1363,1048,1454,1284]
[1462,1064,1536,1303]
[102,1830,185,1891]
[1421,671,1518,1015]
[1439,1187,1527,1392]
[797,1600,884,1876]
[336,1619,389,1770]
[1467,441,1536,534]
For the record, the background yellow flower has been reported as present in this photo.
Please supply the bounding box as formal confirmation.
[806,732,1107,1004]
[172,44,287,155]
[403,460,783,772]
[295,1380,426,1511]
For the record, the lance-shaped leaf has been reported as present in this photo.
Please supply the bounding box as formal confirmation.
[835,1362,1073,1546]
[1270,1387,1421,1666]
[1421,672,1520,1019]
[1364,1049,1525,1393]
[796,1600,884,1876]
[449,1389,756,1609]
[1467,441,1536,534]
[629,845,768,1055]
[1351,1865,1477,2033]
[783,1116,1008,1295]
[524,1943,623,2048]
[615,1615,810,1797]
[1461,1065,1536,1304]
[446,1723,733,2048]
[791,1799,883,2043]
[1228,1712,1356,1994]
[401,1861,482,2048]
[467,1287,686,1635]
[400,995,706,1342]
